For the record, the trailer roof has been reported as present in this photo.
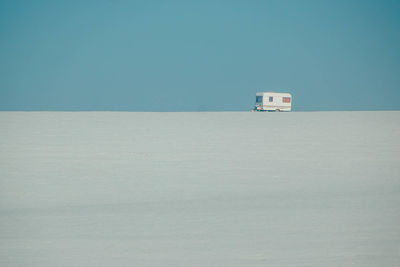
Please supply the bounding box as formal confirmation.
[256,92,292,96]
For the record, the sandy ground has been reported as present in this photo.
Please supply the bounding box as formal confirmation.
[0,111,399,266]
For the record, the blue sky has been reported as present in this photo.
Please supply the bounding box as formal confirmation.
[0,0,399,111]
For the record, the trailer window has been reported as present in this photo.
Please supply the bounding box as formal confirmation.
[283,97,291,103]
[269,96,273,102]
[256,96,263,103]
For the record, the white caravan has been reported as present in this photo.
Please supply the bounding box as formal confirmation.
[254,92,292,112]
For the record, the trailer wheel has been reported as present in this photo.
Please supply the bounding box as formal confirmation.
[275,109,280,112]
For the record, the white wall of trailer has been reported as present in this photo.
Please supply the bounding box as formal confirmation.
[255,92,292,111]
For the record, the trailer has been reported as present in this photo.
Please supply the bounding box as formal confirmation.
[253,92,292,112]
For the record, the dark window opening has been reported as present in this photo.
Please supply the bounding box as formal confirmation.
[269,96,273,102]
[256,96,263,103]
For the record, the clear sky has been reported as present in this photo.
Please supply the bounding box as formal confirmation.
[1,0,399,111]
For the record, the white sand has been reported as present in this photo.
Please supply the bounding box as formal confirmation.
[1,111,399,266]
